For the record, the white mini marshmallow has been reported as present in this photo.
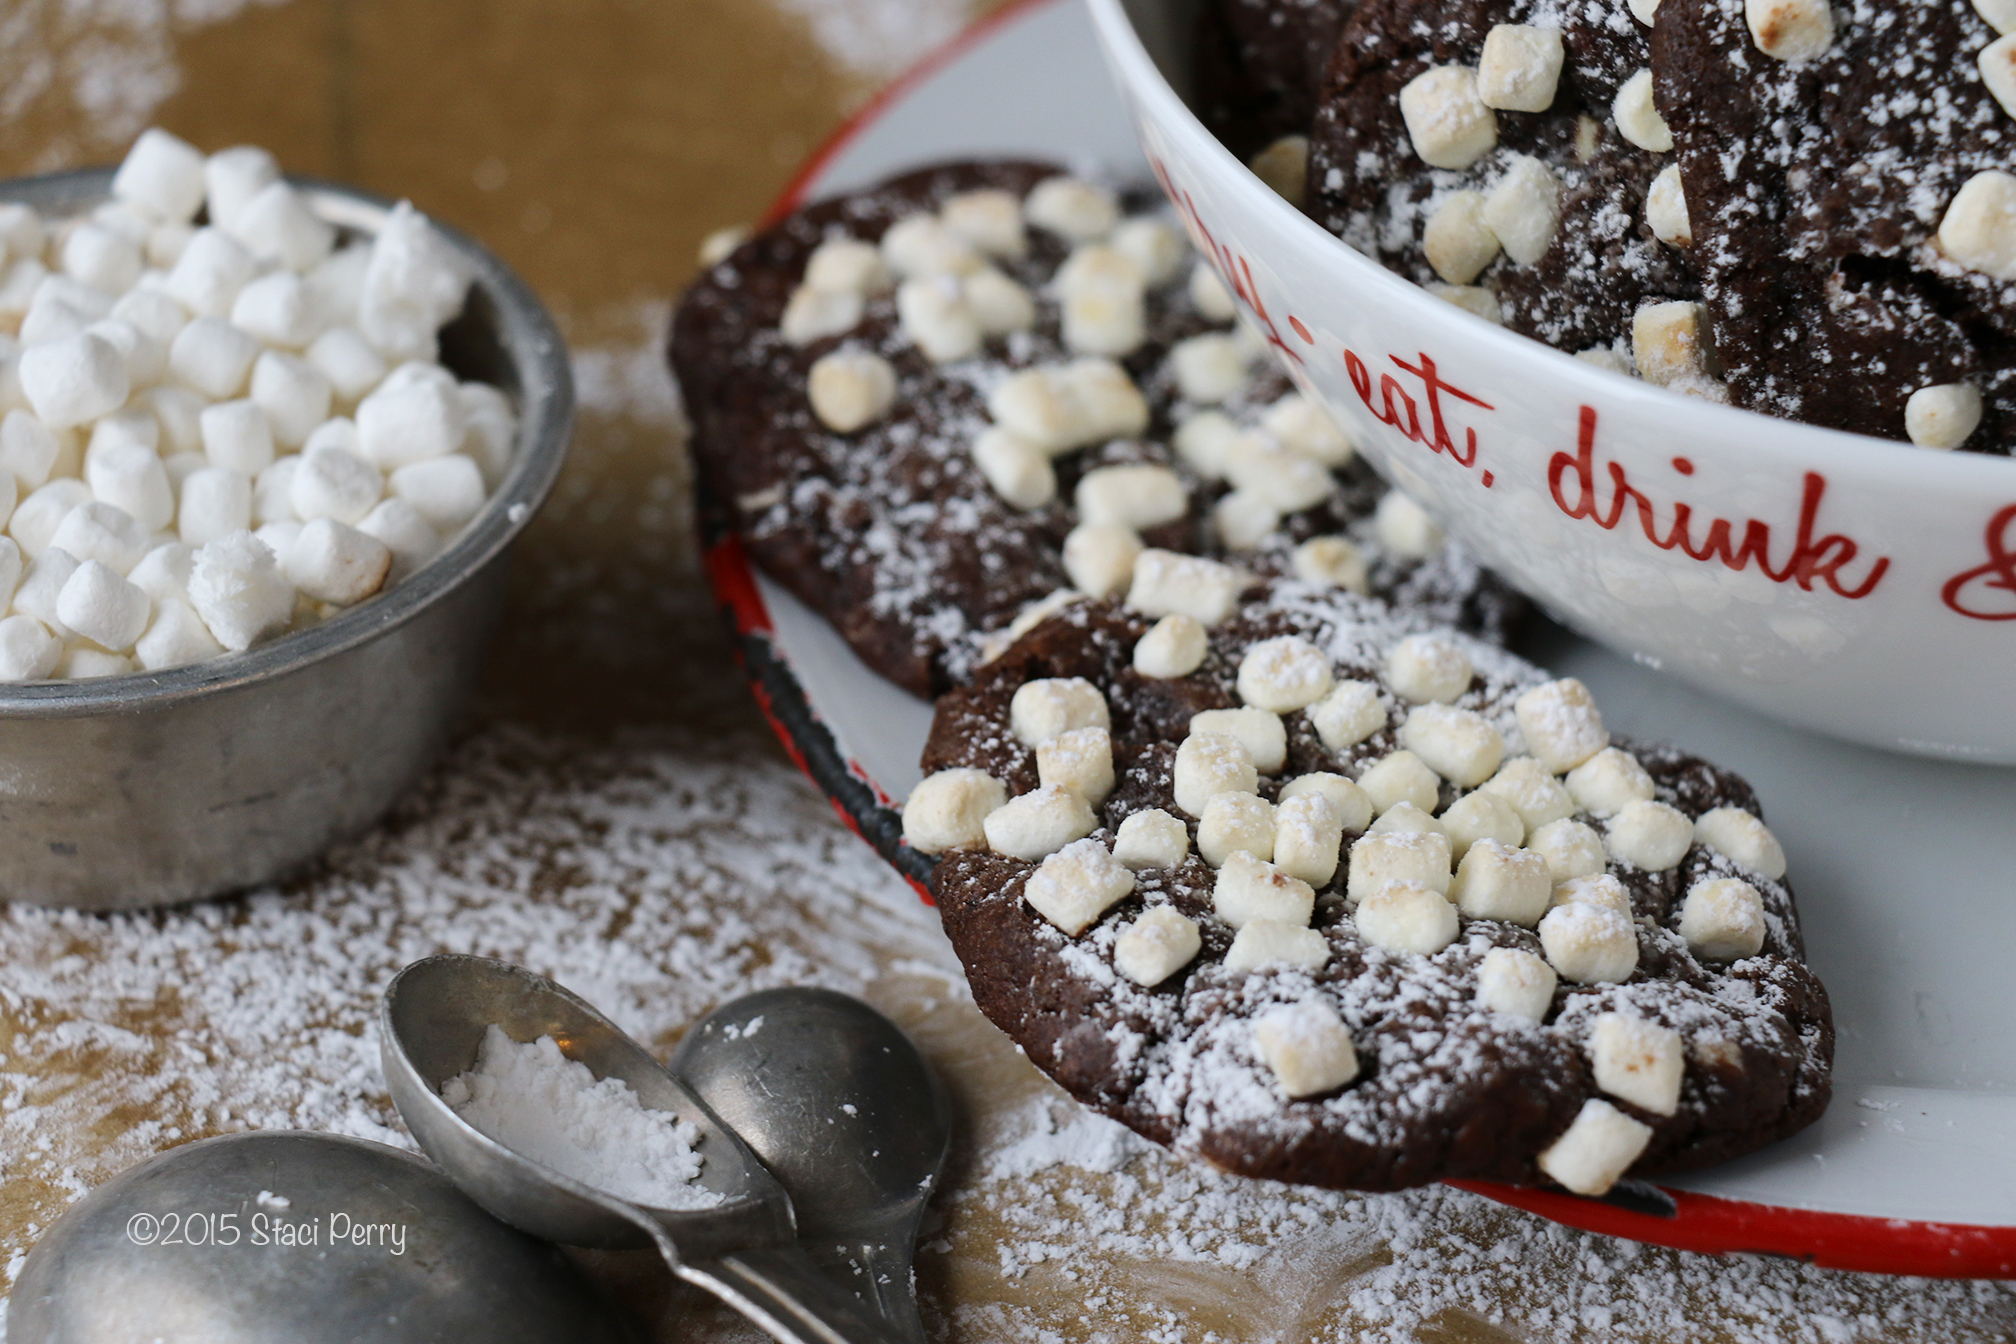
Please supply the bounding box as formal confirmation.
[1126,549,1242,626]
[879,214,982,280]
[1484,155,1561,266]
[166,228,257,317]
[1369,802,1447,838]
[204,146,279,232]
[1272,791,1344,887]
[1236,635,1334,713]
[308,327,388,404]
[901,768,1006,854]
[1553,873,1632,917]
[801,237,891,297]
[139,385,205,456]
[1357,750,1441,815]
[1374,490,1445,558]
[983,783,1097,863]
[1356,880,1459,955]
[187,530,293,651]
[229,272,318,350]
[1173,731,1260,818]
[1905,382,1983,449]
[358,202,468,360]
[1212,850,1315,929]
[1539,1098,1652,1196]
[1060,277,1145,357]
[1189,261,1238,322]
[1938,171,2016,281]
[290,443,384,526]
[61,222,143,296]
[0,410,63,489]
[1291,536,1370,595]
[252,455,301,526]
[0,536,18,608]
[1307,679,1386,751]
[47,500,145,575]
[1225,918,1329,974]
[1400,703,1504,787]
[1605,799,1693,871]
[229,182,335,273]
[12,546,79,636]
[1386,633,1472,704]
[283,517,391,606]
[896,277,982,363]
[1025,177,1119,243]
[127,541,193,603]
[1516,677,1609,772]
[1259,399,1349,469]
[1612,69,1672,151]
[971,427,1054,509]
[807,349,898,433]
[1693,807,1786,880]
[1075,463,1188,531]
[1632,300,1713,387]
[1222,431,1332,513]
[18,332,129,429]
[1476,946,1557,1021]
[1981,0,2016,36]
[1114,906,1203,986]
[986,359,1148,453]
[1280,772,1373,834]
[199,399,276,476]
[1984,35,2016,122]
[779,285,862,347]
[1449,839,1551,925]
[55,559,150,651]
[1647,164,1692,248]
[1254,1001,1358,1098]
[133,596,225,670]
[1175,411,1238,479]
[1061,523,1141,599]
[1537,900,1639,983]
[9,480,91,558]
[1022,837,1135,935]
[250,352,332,450]
[1589,1013,1684,1116]
[307,243,370,326]
[1010,676,1110,746]
[1528,818,1608,884]
[1745,0,1834,60]
[113,128,207,222]
[941,190,1027,259]
[1112,808,1190,870]
[57,646,133,679]
[356,497,442,583]
[1346,829,1452,905]
[1478,24,1564,111]
[963,269,1036,336]
[357,372,465,469]
[1037,725,1116,806]
[85,441,174,533]
[1198,791,1276,868]
[1480,756,1578,829]
[1423,190,1501,286]
[169,316,259,400]
[1566,746,1654,818]
[1216,490,1278,553]
[1190,706,1287,775]
[458,384,516,487]
[1132,612,1207,679]
[1399,65,1498,169]
[176,467,252,546]
[390,455,485,532]
[1678,877,1767,961]
[1248,134,1308,204]
[1439,789,1524,858]
[1111,217,1185,285]
[0,613,61,680]
[1168,334,1247,404]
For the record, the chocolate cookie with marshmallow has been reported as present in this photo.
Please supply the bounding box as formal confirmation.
[910,584,1832,1194]
[672,159,1518,698]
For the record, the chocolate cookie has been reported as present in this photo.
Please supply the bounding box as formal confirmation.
[905,589,1831,1194]
[672,160,1519,698]
[1652,0,2016,451]
[1194,0,1357,161]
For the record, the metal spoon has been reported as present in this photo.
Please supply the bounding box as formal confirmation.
[7,1130,642,1344]
[380,954,901,1344]
[669,988,953,1344]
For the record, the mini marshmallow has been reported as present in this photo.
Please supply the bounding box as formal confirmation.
[879,214,982,280]
[1566,746,1654,817]
[86,441,174,533]
[1476,947,1557,1021]
[1291,536,1370,594]
[134,596,225,670]
[1062,523,1142,599]
[971,428,1055,509]
[1259,399,1350,469]
[1538,1098,1652,1196]
[1225,918,1329,974]
[1938,171,2016,280]
[0,205,45,265]
[1423,191,1501,286]
[307,244,370,326]
[1212,851,1316,929]
[204,146,280,232]
[1216,489,1282,554]
[1386,634,1472,704]
[1356,880,1459,955]
[1168,333,1247,404]
[1612,70,1672,152]
[1173,731,1261,817]
[146,222,193,268]
[1055,240,1142,299]
[1484,155,1561,266]
[1578,344,1634,373]
[55,559,150,651]
[1400,703,1504,787]
[1236,635,1334,713]
[1984,35,2016,122]
[230,271,321,349]
[252,455,301,527]
[1114,906,1203,986]
[807,349,897,433]
[282,517,391,606]
[57,646,134,678]
[1552,874,1632,917]
[61,222,143,296]
[1222,431,1333,513]
[1247,134,1308,204]
[1254,1001,1358,1098]
[1075,463,1188,530]
[1022,836,1135,936]
[140,385,205,456]
[113,128,207,222]
[390,455,485,532]
[1375,490,1445,558]
[1060,275,1145,357]
[1646,164,1692,248]
[1528,818,1608,883]
[1132,612,1207,679]
[289,442,383,526]
[458,384,516,487]
[1478,24,1564,112]
[1744,0,1834,61]
[19,332,129,429]
[896,277,982,363]
[963,269,1036,336]
[983,782,1097,863]
[986,359,1148,453]
[1112,808,1190,869]
[1346,829,1453,905]
[1357,750,1441,815]
[358,202,468,358]
[1632,300,1714,388]
[110,286,189,354]
[1516,678,1609,772]
[780,283,861,347]
[1605,799,1693,871]
[308,327,388,403]
[1399,65,1498,170]
[1198,791,1276,868]
[901,768,1006,854]
[800,238,890,297]
[941,190,1027,259]
[169,316,259,399]
[1280,773,1373,833]
[231,181,336,273]
[1189,262,1239,321]
[1037,725,1116,805]
[1480,756,1577,829]
[1537,900,1639,984]
[1439,789,1524,858]
[1449,839,1552,925]
[48,500,147,574]
[0,613,61,681]
[1025,177,1118,243]
[0,411,63,489]
[355,497,442,582]
[1190,707,1287,775]
[127,541,193,602]
[0,536,18,607]
[13,546,79,636]
[1369,802,1447,838]
[1111,217,1185,285]
[1678,877,1767,961]
[1010,676,1110,746]
[199,399,276,476]
[1693,807,1786,880]
[166,228,257,317]
[1126,549,1243,626]
[1272,792,1344,887]
[356,371,465,470]
[187,530,293,651]
[1308,679,1386,751]
[1981,0,2016,36]
[9,480,92,557]
[1589,1013,1684,1116]
[250,352,333,449]
[1905,382,1984,449]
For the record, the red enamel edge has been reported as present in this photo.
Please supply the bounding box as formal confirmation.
[698,0,2016,1275]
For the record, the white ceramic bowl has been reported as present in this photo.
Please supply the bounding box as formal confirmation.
[1088,0,2016,763]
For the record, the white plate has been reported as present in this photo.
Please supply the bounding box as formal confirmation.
[703,0,2016,1275]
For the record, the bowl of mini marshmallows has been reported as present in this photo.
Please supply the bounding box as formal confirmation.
[0,128,571,910]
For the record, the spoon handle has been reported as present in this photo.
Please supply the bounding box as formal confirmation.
[678,1246,908,1344]
[799,1239,926,1344]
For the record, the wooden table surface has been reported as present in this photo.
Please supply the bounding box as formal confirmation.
[1,3,2012,1339]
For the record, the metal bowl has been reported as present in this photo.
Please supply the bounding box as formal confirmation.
[0,169,572,910]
